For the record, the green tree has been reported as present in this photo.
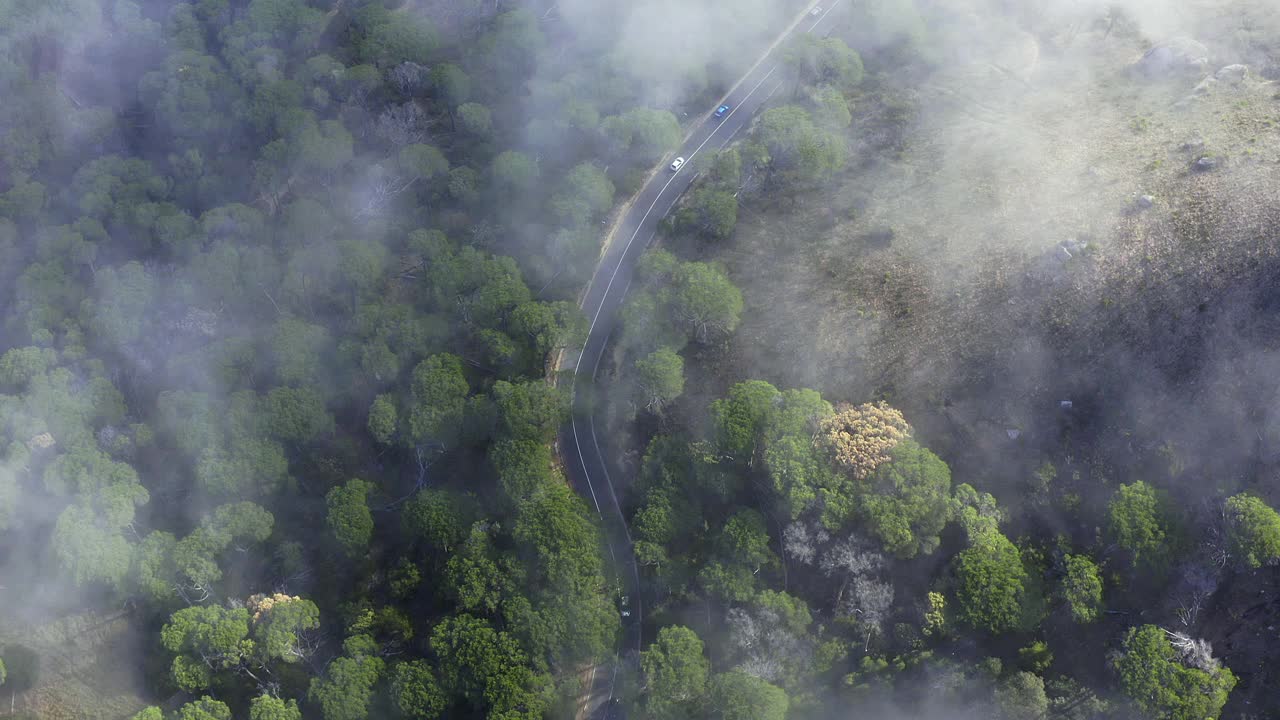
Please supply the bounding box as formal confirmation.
[711,380,781,463]
[158,503,274,603]
[87,261,156,346]
[808,85,853,129]
[356,15,438,67]
[953,528,1027,634]
[1108,481,1174,569]
[489,151,539,197]
[491,439,556,503]
[635,347,685,412]
[1019,641,1053,674]
[309,654,386,720]
[717,508,772,569]
[408,354,469,446]
[508,301,587,365]
[1223,493,1280,569]
[249,695,302,720]
[1060,554,1103,623]
[195,440,289,498]
[404,488,476,552]
[709,148,742,189]
[174,697,232,720]
[448,166,480,203]
[513,480,619,666]
[549,163,615,228]
[326,479,374,556]
[641,626,710,720]
[391,660,447,719]
[271,316,331,385]
[0,346,57,390]
[996,672,1049,720]
[368,394,398,444]
[161,605,253,691]
[431,614,548,719]
[444,522,511,614]
[477,9,545,86]
[431,63,471,107]
[397,143,449,185]
[156,391,221,456]
[264,386,333,443]
[785,35,865,89]
[708,671,789,720]
[1113,625,1236,720]
[676,187,737,240]
[139,51,246,143]
[668,260,743,343]
[859,439,953,558]
[750,105,847,186]
[492,379,568,443]
[252,595,320,663]
[53,498,145,592]
[601,107,681,163]
[456,102,493,138]
[762,388,836,517]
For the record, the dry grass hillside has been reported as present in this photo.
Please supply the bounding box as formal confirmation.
[690,1,1280,710]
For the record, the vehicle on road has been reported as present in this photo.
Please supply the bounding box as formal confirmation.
[714,104,731,119]
[811,5,822,15]
[669,156,685,171]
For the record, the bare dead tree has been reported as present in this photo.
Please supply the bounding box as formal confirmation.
[842,575,895,650]
[1173,562,1218,628]
[1162,629,1220,672]
[373,102,428,146]
[783,521,829,566]
[388,61,430,96]
[352,161,422,221]
[726,604,810,683]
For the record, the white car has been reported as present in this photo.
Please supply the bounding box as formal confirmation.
[670,156,686,171]
[810,5,822,15]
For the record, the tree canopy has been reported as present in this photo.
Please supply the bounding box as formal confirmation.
[1223,493,1280,569]
[953,528,1027,634]
[1114,625,1236,720]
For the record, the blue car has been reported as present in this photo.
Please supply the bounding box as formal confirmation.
[714,104,731,119]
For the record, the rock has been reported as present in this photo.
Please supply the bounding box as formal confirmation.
[1136,195,1154,209]
[1193,156,1219,172]
[1215,64,1249,85]
[1131,37,1209,79]
[1180,138,1205,153]
[1193,77,1217,95]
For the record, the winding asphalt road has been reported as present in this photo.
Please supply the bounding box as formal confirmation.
[560,3,843,717]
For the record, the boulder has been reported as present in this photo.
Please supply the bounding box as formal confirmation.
[1131,37,1209,79]
[1193,156,1219,172]
[1214,64,1249,85]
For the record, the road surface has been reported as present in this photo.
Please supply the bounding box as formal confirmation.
[561,3,843,717]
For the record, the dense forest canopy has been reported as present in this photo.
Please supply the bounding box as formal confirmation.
[2,0,1280,719]
[0,0,785,715]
